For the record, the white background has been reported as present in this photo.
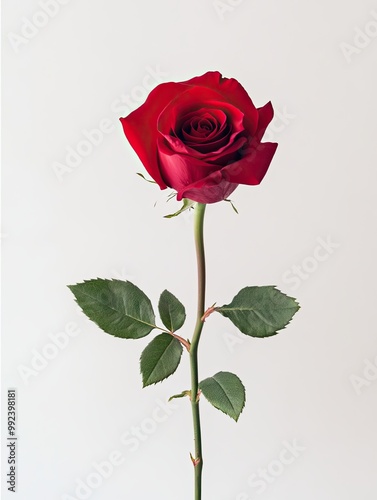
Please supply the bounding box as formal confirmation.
[2,1,377,499]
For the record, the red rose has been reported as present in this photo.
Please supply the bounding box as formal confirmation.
[120,71,277,204]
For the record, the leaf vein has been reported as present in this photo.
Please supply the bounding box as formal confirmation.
[77,289,156,329]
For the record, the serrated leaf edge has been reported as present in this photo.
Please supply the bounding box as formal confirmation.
[215,286,300,337]
[141,334,183,388]
[158,289,186,332]
[68,278,158,332]
[199,372,245,422]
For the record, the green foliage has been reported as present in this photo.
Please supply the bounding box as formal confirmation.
[158,290,186,332]
[216,286,299,338]
[199,372,245,421]
[140,333,183,387]
[68,279,156,339]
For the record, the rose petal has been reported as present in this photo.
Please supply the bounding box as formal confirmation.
[157,141,219,191]
[185,132,230,154]
[255,101,274,141]
[177,170,238,204]
[157,87,244,136]
[160,134,247,165]
[181,112,224,142]
[179,109,227,140]
[182,116,222,143]
[120,81,190,189]
[182,71,259,135]
[159,100,245,158]
[222,142,278,185]
[157,87,228,135]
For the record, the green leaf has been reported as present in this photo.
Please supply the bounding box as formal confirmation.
[164,198,195,218]
[216,286,299,338]
[68,279,156,339]
[158,290,186,332]
[199,372,245,421]
[140,333,183,387]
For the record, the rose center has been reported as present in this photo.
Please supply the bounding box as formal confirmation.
[182,116,217,138]
[173,108,232,154]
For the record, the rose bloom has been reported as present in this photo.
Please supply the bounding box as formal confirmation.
[120,71,277,204]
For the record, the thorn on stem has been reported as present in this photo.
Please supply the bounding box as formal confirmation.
[201,303,216,322]
[190,453,201,467]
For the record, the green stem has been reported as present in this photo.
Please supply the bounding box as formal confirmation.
[190,202,206,500]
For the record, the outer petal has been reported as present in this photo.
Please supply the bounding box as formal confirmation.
[222,142,278,185]
[220,101,277,185]
[157,140,219,191]
[177,170,238,204]
[120,81,188,189]
[161,134,247,165]
[255,101,274,141]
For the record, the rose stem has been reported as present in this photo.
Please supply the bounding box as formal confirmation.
[190,202,206,500]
